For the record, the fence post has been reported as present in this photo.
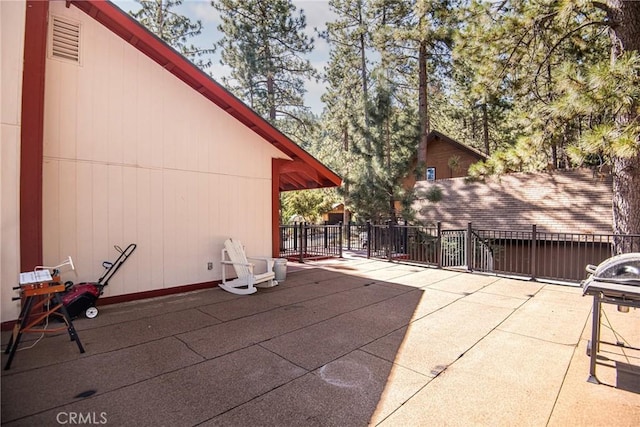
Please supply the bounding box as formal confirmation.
[531,224,537,281]
[437,221,442,268]
[347,221,352,250]
[388,220,394,262]
[402,219,408,257]
[466,222,473,272]
[299,222,305,263]
[366,221,371,259]
[339,221,343,258]
[321,220,327,249]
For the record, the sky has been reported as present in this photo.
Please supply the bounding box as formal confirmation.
[111,0,336,114]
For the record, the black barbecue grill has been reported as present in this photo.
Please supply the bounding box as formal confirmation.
[582,253,640,384]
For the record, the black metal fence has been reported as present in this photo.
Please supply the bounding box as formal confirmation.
[471,226,640,282]
[279,221,640,284]
[279,222,343,262]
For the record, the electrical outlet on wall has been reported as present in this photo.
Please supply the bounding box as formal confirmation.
[207,262,213,270]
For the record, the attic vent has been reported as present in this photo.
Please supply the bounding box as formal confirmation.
[50,16,80,63]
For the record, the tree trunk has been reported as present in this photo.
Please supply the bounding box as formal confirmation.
[156,0,165,40]
[606,0,640,243]
[606,1,640,58]
[418,39,428,170]
[343,126,350,225]
[471,107,477,141]
[359,1,369,151]
[482,102,489,155]
[358,0,367,102]
[267,72,276,122]
[612,154,640,252]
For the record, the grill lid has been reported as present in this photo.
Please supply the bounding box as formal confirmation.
[583,253,640,298]
[586,253,640,280]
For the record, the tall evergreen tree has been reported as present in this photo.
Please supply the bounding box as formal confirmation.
[348,71,419,221]
[451,0,517,154]
[582,1,640,245]
[320,0,373,223]
[461,1,640,247]
[345,0,422,222]
[130,0,213,69]
[320,0,454,221]
[211,0,318,128]
[372,0,458,171]
[457,0,609,169]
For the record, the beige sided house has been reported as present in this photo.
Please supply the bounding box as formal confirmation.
[0,0,340,323]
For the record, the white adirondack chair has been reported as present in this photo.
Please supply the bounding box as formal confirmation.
[219,238,278,295]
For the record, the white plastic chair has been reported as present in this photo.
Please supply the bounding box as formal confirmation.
[219,238,278,295]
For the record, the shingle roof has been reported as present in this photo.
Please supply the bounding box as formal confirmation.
[413,168,613,234]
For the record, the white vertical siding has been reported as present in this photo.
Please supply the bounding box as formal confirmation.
[41,2,285,299]
[1,124,23,323]
[75,162,95,283]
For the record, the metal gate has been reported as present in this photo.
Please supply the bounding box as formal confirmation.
[431,229,494,271]
[441,230,467,268]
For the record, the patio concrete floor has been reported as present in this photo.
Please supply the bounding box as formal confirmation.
[1,255,639,426]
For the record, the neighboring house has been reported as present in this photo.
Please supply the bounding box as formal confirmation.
[323,203,345,225]
[396,130,486,218]
[407,130,486,186]
[413,168,612,234]
[412,168,613,280]
[422,130,487,181]
[0,0,340,323]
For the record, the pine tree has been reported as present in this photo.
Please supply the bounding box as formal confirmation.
[320,0,373,223]
[375,0,459,171]
[321,0,452,221]
[457,0,608,167]
[130,0,213,69]
[346,0,422,222]
[451,0,517,155]
[585,1,640,244]
[211,0,318,127]
[349,71,419,222]
[459,1,640,246]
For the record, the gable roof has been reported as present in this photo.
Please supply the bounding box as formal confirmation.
[413,168,613,234]
[69,0,340,191]
[427,130,487,160]
[404,130,486,190]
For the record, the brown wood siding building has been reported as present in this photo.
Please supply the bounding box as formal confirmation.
[424,131,486,181]
[404,130,486,191]
[322,203,345,225]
